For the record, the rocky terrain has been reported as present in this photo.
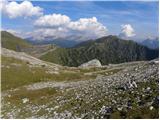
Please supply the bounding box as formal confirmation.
[1,48,159,119]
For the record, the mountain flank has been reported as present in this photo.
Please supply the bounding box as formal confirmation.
[40,35,159,67]
[1,31,58,57]
[138,37,159,49]
[1,31,32,51]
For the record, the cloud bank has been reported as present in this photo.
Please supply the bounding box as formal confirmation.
[34,14,70,27]
[32,14,108,41]
[1,0,43,18]
[2,1,137,41]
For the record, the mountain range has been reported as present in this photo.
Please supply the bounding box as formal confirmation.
[40,35,159,67]
[26,37,81,48]
[1,31,159,67]
[138,37,159,49]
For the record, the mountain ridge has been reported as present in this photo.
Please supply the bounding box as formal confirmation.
[40,35,159,67]
[26,37,81,48]
[138,37,159,49]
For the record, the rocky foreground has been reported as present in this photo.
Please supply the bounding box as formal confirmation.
[1,49,159,119]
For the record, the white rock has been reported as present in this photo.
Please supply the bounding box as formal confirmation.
[22,98,29,103]
[54,106,59,109]
[117,107,123,111]
[149,106,154,110]
[154,61,159,64]
[79,59,102,68]
[132,81,137,88]
[99,105,106,114]
[8,95,11,97]
[147,87,151,91]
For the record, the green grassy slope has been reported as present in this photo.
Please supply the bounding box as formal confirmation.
[1,31,32,51]
[2,55,121,91]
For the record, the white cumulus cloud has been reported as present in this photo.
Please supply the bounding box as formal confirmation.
[33,14,108,41]
[1,0,43,18]
[119,24,135,38]
[68,17,107,38]
[34,14,71,27]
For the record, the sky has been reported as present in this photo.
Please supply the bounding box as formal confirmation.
[1,0,159,41]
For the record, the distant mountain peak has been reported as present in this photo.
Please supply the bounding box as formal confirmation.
[146,36,159,41]
[139,37,159,49]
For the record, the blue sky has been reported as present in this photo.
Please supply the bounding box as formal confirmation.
[2,1,159,41]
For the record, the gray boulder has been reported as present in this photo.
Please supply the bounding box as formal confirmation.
[79,59,102,68]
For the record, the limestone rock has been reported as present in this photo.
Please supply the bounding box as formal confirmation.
[79,59,102,68]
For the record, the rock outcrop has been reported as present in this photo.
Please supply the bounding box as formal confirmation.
[79,59,102,68]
